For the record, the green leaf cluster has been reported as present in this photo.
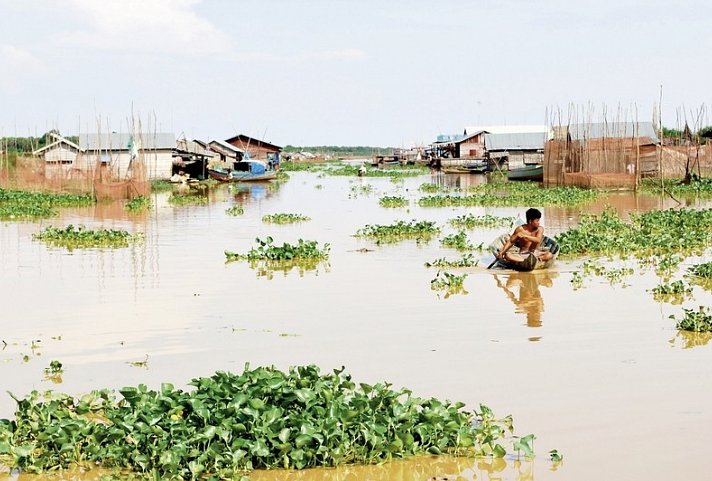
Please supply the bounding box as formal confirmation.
[226,205,244,216]
[449,214,516,229]
[556,207,712,258]
[378,196,408,208]
[355,220,440,243]
[225,237,330,262]
[0,365,526,478]
[33,225,139,250]
[425,253,479,268]
[671,307,712,332]
[125,196,151,212]
[261,213,311,224]
[0,188,94,220]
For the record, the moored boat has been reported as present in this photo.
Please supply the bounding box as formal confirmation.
[488,233,559,271]
[207,160,277,182]
[507,164,543,181]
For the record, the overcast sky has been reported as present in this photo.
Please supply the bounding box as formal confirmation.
[1,0,710,146]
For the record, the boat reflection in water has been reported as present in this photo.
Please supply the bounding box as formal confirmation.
[493,270,557,328]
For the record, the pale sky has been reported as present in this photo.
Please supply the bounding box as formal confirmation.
[1,0,710,146]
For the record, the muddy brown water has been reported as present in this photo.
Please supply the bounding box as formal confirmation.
[1,172,712,481]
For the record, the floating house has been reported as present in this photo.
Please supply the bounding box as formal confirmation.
[208,139,244,163]
[224,134,282,164]
[484,132,548,170]
[78,132,177,180]
[32,133,80,165]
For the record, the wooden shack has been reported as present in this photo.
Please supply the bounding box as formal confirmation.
[225,134,282,163]
[544,122,659,188]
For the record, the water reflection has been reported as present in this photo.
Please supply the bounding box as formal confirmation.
[249,455,534,481]
[669,330,712,349]
[493,271,557,328]
[0,456,537,481]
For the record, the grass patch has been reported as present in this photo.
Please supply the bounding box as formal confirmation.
[168,194,208,205]
[672,307,712,332]
[449,214,516,229]
[378,196,408,208]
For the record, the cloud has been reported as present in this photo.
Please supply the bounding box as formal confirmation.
[229,48,368,64]
[58,0,231,55]
[0,44,43,71]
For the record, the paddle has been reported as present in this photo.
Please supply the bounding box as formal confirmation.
[487,241,514,269]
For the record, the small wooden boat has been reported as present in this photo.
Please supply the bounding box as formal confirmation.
[442,161,488,174]
[508,164,543,181]
[488,233,560,271]
[207,160,277,182]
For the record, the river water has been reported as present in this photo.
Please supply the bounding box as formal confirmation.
[1,172,712,481]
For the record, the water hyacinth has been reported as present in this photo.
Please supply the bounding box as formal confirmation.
[261,213,311,224]
[225,237,329,262]
[0,188,94,220]
[556,207,712,258]
[0,365,528,479]
[33,225,140,249]
[355,220,440,243]
[378,196,409,208]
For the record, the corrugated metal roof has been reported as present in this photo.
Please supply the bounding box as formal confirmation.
[484,132,547,151]
[209,139,244,153]
[79,133,176,151]
[465,125,550,136]
[566,122,659,142]
[176,139,214,157]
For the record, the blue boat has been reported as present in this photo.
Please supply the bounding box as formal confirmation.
[208,160,277,182]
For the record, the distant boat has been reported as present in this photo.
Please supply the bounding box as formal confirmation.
[507,164,543,181]
[207,160,277,182]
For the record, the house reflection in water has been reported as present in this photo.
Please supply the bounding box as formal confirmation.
[494,271,557,328]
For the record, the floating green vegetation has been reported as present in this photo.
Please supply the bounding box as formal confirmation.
[124,196,151,212]
[449,214,516,229]
[280,161,324,172]
[262,213,311,224]
[418,183,441,193]
[33,225,140,250]
[686,261,712,291]
[350,184,374,195]
[425,253,479,268]
[556,207,712,258]
[650,280,693,304]
[0,188,95,220]
[440,231,476,251]
[42,360,63,384]
[641,177,712,197]
[419,182,598,208]
[225,236,329,262]
[327,164,428,178]
[0,365,528,479]
[688,261,712,279]
[168,194,208,205]
[672,307,712,332]
[378,196,408,208]
[150,180,174,192]
[355,220,440,243]
[430,271,468,297]
[226,205,244,216]
[570,259,634,289]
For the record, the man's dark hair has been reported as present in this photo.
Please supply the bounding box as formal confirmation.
[526,208,542,222]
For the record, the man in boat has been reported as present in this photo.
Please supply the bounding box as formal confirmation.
[496,208,554,263]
